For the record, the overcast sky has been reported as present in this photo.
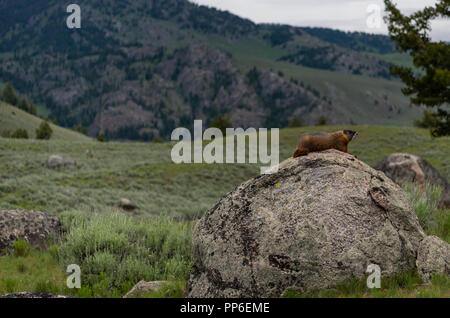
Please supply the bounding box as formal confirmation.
[189,0,449,41]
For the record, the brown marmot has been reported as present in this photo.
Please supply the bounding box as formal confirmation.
[293,130,357,158]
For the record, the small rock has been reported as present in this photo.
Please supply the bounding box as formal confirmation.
[0,210,62,254]
[118,198,137,211]
[61,189,72,197]
[45,155,76,169]
[0,292,74,298]
[123,280,168,298]
[416,235,450,284]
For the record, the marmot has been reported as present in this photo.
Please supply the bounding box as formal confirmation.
[293,130,357,158]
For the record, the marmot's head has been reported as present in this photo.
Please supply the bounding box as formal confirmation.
[343,130,358,141]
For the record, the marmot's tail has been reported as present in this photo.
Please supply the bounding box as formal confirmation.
[293,147,309,158]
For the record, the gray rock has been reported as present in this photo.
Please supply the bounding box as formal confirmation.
[0,210,62,254]
[416,235,450,283]
[375,153,450,208]
[123,280,168,298]
[187,150,426,298]
[118,198,137,211]
[45,155,76,169]
[0,292,74,298]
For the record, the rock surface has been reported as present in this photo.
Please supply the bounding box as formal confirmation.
[416,236,450,283]
[375,153,450,208]
[45,155,77,169]
[187,150,426,298]
[0,210,62,253]
[123,280,168,298]
[0,292,73,298]
[118,198,137,211]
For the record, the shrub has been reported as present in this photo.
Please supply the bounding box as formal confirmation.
[1,129,12,138]
[414,110,438,129]
[404,182,449,240]
[12,238,32,257]
[96,133,106,142]
[1,82,18,106]
[288,117,303,128]
[153,136,164,143]
[316,116,327,126]
[36,121,53,140]
[209,114,232,135]
[56,212,193,291]
[11,128,29,139]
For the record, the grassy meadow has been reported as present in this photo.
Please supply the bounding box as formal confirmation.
[0,124,449,297]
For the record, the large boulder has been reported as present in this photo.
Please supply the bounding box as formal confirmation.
[374,153,450,208]
[45,155,76,169]
[416,236,450,283]
[0,210,62,253]
[187,150,426,298]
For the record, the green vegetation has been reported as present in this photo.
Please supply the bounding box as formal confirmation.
[404,183,449,242]
[209,114,232,134]
[57,212,192,293]
[10,129,28,139]
[288,117,303,128]
[0,101,91,142]
[96,133,106,142]
[282,271,449,298]
[0,125,448,297]
[316,116,327,126]
[384,0,450,136]
[35,121,53,140]
[0,125,448,217]
[414,110,441,129]
[1,82,36,115]
[1,82,18,107]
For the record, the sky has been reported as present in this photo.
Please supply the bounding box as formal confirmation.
[189,0,449,41]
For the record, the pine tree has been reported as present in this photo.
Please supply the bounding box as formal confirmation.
[1,82,18,106]
[384,0,449,136]
[36,120,53,140]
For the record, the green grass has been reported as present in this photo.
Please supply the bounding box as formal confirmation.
[0,213,193,298]
[0,125,449,218]
[0,101,91,142]
[366,52,416,70]
[404,183,450,243]
[0,125,449,298]
[0,243,70,296]
[282,271,449,298]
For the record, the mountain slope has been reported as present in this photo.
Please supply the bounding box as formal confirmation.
[0,101,91,142]
[0,0,422,140]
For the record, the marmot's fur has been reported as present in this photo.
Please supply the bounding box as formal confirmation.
[293,130,357,158]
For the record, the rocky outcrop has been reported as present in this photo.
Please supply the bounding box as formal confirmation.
[375,153,450,208]
[123,280,168,298]
[187,150,427,298]
[45,155,77,169]
[0,210,62,253]
[416,236,450,283]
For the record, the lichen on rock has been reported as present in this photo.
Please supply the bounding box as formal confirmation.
[187,150,427,297]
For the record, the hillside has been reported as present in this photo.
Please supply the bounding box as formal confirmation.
[0,125,448,219]
[0,101,91,142]
[0,0,423,140]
